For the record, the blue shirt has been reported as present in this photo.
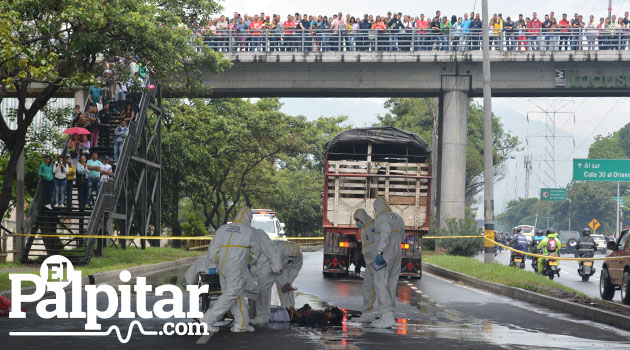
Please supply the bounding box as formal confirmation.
[461,19,472,30]
[86,159,103,179]
[88,85,102,104]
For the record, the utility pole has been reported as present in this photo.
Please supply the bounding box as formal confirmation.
[609,0,613,19]
[617,182,620,235]
[567,199,571,231]
[14,150,24,262]
[482,0,495,264]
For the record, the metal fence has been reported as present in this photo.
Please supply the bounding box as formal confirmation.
[193,28,630,53]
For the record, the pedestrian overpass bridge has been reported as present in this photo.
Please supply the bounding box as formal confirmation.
[183,50,630,227]
[187,51,630,98]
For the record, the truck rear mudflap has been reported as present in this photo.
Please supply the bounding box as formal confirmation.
[400,257,422,278]
[323,254,350,274]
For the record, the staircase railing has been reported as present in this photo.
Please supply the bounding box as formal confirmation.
[84,77,156,259]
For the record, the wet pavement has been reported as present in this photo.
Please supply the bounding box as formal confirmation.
[2,250,630,349]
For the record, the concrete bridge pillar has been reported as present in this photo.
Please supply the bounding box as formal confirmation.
[74,87,87,111]
[437,76,471,228]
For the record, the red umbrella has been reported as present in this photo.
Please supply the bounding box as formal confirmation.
[63,127,91,135]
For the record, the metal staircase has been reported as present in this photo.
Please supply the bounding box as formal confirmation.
[21,79,163,264]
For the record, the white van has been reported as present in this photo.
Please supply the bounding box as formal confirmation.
[251,209,286,239]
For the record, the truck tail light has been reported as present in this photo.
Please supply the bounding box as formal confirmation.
[401,243,410,250]
[339,242,350,248]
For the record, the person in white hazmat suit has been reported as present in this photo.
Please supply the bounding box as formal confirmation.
[353,209,379,323]
[249,228,283,326]
[370,198,405,328]
[274,240,303,308]
[201,207,258,333]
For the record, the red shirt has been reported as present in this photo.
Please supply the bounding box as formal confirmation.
[528,18,542,31]
[416,20,428,33]
[250,20,263,36]
[283,21,295,33]
[559,19,570,32]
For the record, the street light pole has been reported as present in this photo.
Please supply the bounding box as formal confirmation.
[482,0,495,264]
[617,181,620,235]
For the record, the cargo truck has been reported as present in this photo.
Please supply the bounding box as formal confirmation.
[321,127,432,278]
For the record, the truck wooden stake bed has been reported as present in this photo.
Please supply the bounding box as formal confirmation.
[321,127,432,278]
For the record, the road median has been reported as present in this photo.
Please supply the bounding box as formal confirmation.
[423,259,630,331]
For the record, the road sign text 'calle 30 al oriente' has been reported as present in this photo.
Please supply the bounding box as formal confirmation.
[573,159,630,182]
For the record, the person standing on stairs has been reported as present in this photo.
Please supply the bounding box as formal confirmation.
[53,155,68,208]
[65,155,75,208]
[39,155,54,210]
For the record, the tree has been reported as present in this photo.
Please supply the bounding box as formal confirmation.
[377,98,520,203]
[0,0,230,221]
[588,134,626,159]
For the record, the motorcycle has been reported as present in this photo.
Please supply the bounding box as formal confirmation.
[509,251,526,269]
[577,251,596,282]
[531,248,542,272]
[542,253,561,280]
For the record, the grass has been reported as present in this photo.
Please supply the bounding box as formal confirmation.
[424,254,586,297]
[0,247,204,291]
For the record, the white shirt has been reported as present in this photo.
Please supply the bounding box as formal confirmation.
[100,163,112,181]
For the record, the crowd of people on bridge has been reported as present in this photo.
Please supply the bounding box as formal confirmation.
[190,10,630,52]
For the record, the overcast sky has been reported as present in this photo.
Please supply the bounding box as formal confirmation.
[221,0,630,215]
[218,0,618,19]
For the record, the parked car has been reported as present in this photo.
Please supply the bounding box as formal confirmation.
[558,230,580,257]
[591,235,607,254]
[600,227,630,305]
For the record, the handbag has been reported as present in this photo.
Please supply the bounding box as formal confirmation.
[76,172,86,186]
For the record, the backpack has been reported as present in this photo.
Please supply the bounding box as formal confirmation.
[547,238,558,253]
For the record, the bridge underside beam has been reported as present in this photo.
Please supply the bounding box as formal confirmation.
[178,52,630,98]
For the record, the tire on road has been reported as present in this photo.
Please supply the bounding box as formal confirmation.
[622,271,630,305]
[600,268,615,301]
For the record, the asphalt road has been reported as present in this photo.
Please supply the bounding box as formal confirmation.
[2,251,630,349]
[476,248,630,305]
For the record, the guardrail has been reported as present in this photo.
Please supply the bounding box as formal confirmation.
[194,28,630,53]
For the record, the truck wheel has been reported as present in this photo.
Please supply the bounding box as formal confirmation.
[600,268,615,301]
[622,272,630,305]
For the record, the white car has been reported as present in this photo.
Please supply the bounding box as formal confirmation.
[591,234,607,253]
[251,209,286,240]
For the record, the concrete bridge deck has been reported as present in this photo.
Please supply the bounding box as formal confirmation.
[190,51,630,98]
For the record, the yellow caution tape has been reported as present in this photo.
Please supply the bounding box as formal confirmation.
[423,235,484,239]
[10,232,324,241]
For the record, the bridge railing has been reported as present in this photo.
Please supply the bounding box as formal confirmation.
[194,28,630,53]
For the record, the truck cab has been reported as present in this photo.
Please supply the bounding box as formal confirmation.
[251,209,286,240]
[321,127,432,278]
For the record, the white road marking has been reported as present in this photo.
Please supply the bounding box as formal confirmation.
[196,333,214,344]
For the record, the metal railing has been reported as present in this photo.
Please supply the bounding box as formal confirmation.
[194,27,630,53]
[83,76,155,259]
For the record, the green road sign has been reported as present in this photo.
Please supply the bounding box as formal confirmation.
[540,188,566,201]
[613,196,624,206]
[573,159,630,182]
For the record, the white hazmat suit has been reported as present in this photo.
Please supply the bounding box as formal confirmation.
[201,207,257,333]
[353,209,378,323]
[249,228,283,326]
[274,240,303,308]
[371,198,405,328]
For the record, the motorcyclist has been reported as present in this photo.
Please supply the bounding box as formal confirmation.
[577,227,597,255]
[536,229,562,274]
[509,229,529,267]
[531,229,545,253]
[510,230,529,252]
